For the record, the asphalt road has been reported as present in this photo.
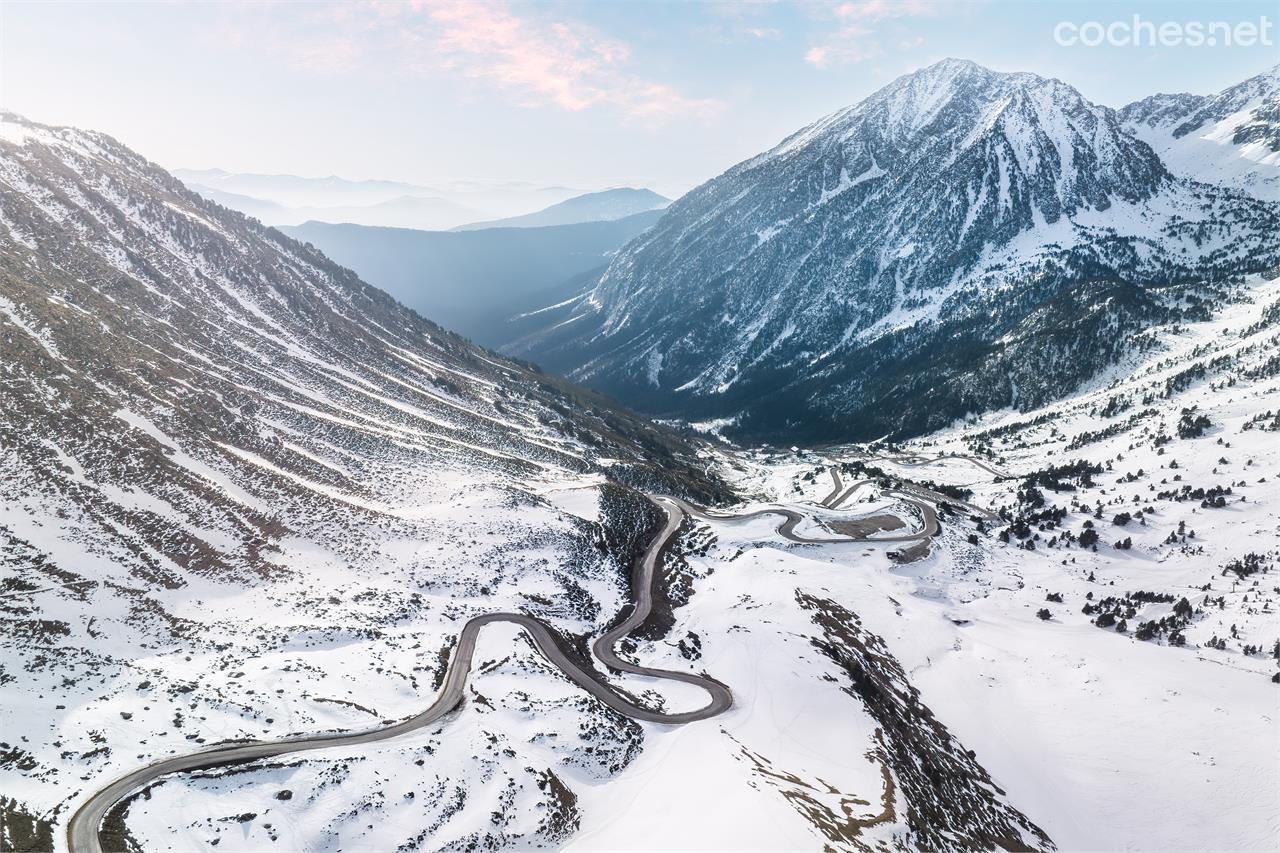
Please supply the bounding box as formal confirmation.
[866,451,1009,480]
[665,493,938,544]
[66,481,953,852]
[819,467,844,506]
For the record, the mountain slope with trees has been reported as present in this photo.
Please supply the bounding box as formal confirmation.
[510,60,1280,442]
[282,211,661,346]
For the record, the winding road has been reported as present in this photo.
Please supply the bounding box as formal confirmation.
[668,493,939,544]
[820,467,845,507]
[863,450,1009,480]
[66,456,984,853]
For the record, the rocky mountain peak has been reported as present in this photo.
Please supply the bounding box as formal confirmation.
[1120,61,1280,200]
[756,59,1168,221]
[512,62,1278,442]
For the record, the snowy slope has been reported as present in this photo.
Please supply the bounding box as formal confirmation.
[568,259,1280,849]
[1122,63,1280,201]
[0,111,1051,853]
[894,271,1280,850]
[510,59,1280,444]
[4,100,1278,853]
[0,110,722,850]
[595,269,1280,851]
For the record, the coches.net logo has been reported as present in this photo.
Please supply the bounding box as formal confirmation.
[1054,15,1274,47]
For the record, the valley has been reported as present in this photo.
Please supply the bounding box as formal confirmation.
[2,37,1278,853]
[65,464,950,853]
[280,214,658,347]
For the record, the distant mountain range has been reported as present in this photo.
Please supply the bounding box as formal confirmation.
[283,211,663,346]
[174,168,669,232]
[1121,64,1280,201]
[172,168,583,230]
[183,181,485,231]
[509,59,1280,442]
[452,188,669,231]
[172,167,579,210]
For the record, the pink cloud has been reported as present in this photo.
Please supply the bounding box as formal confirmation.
[379,0,718,121]
[835,0,937,21]
[212,0,716,122]
[806,0,937,67]
[805,22,879,68]
[804,45,829,66]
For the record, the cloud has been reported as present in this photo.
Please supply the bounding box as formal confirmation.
[834,0,936,21]
[210,0,716,122]
[349,0,718,122]
[805,23,879,67]
[806,0,937,67]
[287,35,364,73]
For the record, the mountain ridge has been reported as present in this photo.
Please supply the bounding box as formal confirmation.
[451,187,669,231]
[508,59,1280,442]
[172,167,584,230]
[1121,63,1280,200]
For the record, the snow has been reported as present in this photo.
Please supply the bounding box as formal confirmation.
[1126,97,1280,201]
[113,408,268,512]
[569,540,898,851]
[5,89,1280,853]
[895,273,1280,850]
[0,293,61,359]
[812,157,885,209]
[908,582,1277,851]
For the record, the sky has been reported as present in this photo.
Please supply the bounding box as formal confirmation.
[1,0,1276,197]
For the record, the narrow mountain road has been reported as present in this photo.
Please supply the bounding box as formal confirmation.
[66,481,957,853]
[864,451,1009,480]
[820,451,1006,517]
[826,478,866,510]
[667,493,938,544]
[819,467,844,507]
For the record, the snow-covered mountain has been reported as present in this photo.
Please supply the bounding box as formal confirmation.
[4,102,1278,853]
[451,188,669,231]
[510,59,1280,442]
[1,112,1073,852]
[1122,64,1280,200]
[0,110,723,848]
